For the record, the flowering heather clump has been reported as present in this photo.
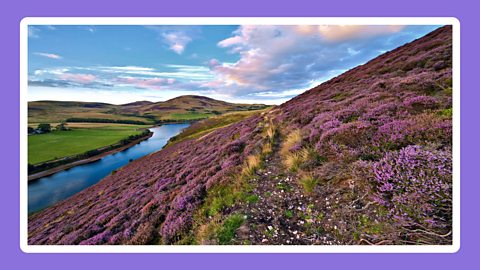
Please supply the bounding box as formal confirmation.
[403,95,438,111]
[372,145,452,230]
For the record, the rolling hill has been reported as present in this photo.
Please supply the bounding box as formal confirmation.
[28,26,453,245]
[28,95,269,124]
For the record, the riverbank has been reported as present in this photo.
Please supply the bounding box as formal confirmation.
[28,124,190,214]
[28,131,153,182]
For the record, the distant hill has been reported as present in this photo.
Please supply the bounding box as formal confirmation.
[116,95,269,121]
[29,26,453,245]
[28,96,269,124]
[119,101,154,107]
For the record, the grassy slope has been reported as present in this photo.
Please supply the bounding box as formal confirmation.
[166,109,269,147]
[28,124,147,164]
[137,96,268,121]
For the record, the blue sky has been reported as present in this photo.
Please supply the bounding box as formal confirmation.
[28,24,440,104]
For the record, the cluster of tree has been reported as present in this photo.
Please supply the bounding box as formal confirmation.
[28,129,152,175]
[66,118,148,125]
[29,122,71,134]
[55,122,70,131]
[28,123,52,134]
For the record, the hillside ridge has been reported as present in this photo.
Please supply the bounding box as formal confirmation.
[28,95,269,123]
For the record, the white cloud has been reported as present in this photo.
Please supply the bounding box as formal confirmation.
[146,26,200,55]
[33,68,69,76]
[28,26,40,38]
[34,52,63,59]
[162,32,191,54]
[103,66,155,72]
[86,65,214,81]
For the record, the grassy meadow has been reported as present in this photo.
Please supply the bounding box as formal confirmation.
[28,124,148,164]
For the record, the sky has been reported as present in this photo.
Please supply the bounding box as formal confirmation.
[28,24,440,105]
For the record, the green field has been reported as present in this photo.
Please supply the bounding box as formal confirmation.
[28,124,147,164]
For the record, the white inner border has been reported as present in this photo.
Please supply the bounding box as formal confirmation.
[20,17,461,253]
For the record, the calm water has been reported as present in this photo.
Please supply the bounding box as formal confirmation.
[28,123,189,214]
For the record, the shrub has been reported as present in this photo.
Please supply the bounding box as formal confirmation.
[371,145,452,231]
[37,123,51,133]
[438,108,453,118]
[403,95,438,112]
[299,147,326,170]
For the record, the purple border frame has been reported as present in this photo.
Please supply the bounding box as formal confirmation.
[1,1,476,269]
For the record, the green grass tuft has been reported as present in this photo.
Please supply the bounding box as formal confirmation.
[217,214,244,244]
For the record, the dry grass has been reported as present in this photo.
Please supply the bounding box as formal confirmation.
[265,120,277,143]
[298,172,319,194]
[195,217,222,245]
[280,129,302,155]
[242,155,261,177]
[262,142,273,155]
[284,152,303,172]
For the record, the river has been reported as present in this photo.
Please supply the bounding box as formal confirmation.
[28,123,190,214]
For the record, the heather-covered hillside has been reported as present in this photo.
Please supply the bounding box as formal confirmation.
[28,26,453,245]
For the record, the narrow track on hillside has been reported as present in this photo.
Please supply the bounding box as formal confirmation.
[230,142,342,245]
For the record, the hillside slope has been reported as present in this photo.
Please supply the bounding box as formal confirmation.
[28,26,453,245]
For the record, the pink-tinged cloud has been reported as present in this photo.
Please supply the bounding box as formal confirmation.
[207,59,221,69]
[300,25,405,42]
[117,77,176,89]
[34,52,63,59]
[210,25,409,95]
[59,73,96,83]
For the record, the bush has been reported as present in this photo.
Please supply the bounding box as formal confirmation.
[37,123,51,133]
[371,145,452,231]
